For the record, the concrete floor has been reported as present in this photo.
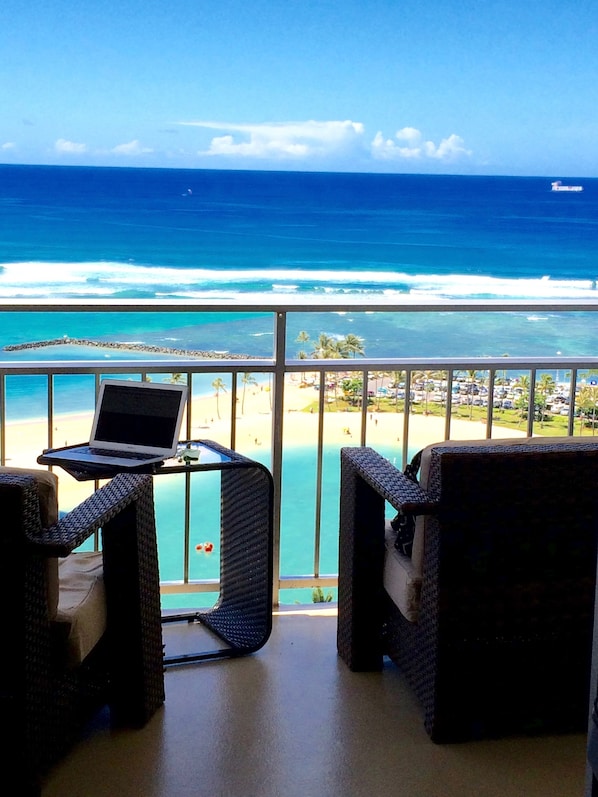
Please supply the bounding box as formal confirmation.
[42,608,586,797]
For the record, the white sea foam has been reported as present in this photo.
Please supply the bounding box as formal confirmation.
[0,260,597,302]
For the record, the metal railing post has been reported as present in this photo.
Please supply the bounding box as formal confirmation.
[271,311,286,606]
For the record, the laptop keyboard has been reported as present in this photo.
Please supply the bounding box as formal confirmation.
[90,448,159,461]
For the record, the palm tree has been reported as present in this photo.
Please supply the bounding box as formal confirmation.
[577,385,598,435]
[421,369,436,415]
[296,332,311,384]
[299,330,366,361]
[296,331,310,382]
[240,372,258,414]
[312,333,341,359]
[500,353,510,386]
[409,369,427,414]
[211,377,227,420]
[437,369,449,412]
[341,333,365,358]
[390,370,405,413]
[516,374,531,427]
[467,369,478,420]
[371,370,385,410]
[535,373,555,428]
[328,371,342,409]
[537,373,555,398]
[166,373,185,384]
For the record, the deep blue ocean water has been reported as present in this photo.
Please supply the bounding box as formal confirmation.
[2,165,598,292]
[1,164,597,368]
[2,164,597,603]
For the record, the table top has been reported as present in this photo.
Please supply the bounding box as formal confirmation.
[38,439,261,481]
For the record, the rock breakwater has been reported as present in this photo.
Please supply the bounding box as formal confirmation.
[3,337,254,359]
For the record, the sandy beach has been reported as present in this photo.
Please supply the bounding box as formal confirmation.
[2,375,528,510]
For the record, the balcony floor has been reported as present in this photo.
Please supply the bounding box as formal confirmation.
[42,607,586,797]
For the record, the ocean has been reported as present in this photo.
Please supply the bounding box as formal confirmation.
[1,164,597,603]
[1,165,598,365]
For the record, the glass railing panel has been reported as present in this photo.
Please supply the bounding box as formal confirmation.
[1,310,277,360]
[285,308,598,360]
[3,301,598,606]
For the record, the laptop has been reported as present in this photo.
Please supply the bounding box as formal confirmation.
[39,379,188,470]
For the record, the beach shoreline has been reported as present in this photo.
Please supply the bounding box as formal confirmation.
[4,375,528,509]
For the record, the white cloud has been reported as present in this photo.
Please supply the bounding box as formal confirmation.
[395,127,422,144]
[372,128,471,161]
[111,139,153,156]
[179,120,365,160]
[1,142,16,150]
[55,138,88,154]
[177,119,470,167]
[432,134,471,159]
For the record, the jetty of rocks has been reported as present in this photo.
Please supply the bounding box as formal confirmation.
[3,337,255,359]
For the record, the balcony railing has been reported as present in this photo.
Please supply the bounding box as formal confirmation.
[2,298,598,606]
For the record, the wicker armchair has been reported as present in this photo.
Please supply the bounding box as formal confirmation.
[337,438,598,742]
[0,469,165,795]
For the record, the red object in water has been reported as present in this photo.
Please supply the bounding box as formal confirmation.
[204,541,214,553]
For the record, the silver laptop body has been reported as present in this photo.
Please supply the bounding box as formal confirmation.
[42,379,188,469]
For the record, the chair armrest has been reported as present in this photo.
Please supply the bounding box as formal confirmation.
[340,447,437,514]
[26,473,154,556]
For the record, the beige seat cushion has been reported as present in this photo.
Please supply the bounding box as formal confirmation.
[56,551,106,667]
[383,523,421,623]
[0,467,106,662]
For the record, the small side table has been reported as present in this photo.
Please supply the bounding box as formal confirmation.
[39,440,274,666]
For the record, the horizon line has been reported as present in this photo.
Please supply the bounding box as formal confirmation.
[0,162,594,181]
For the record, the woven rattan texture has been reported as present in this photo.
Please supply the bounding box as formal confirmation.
[196,456,273,651]
[1,472,164,793]
[337,443,598,742]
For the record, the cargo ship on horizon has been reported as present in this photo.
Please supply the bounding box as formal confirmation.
[551,180,584,192]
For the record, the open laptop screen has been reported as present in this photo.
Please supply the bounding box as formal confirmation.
[92,381,187,452]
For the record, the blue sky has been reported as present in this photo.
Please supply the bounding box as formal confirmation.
[2,0,597,176]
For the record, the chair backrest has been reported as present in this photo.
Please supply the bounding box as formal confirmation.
[0,468,60,618]
[415,437,598,636]
[412,436,598,575]
[0,467,59,526]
